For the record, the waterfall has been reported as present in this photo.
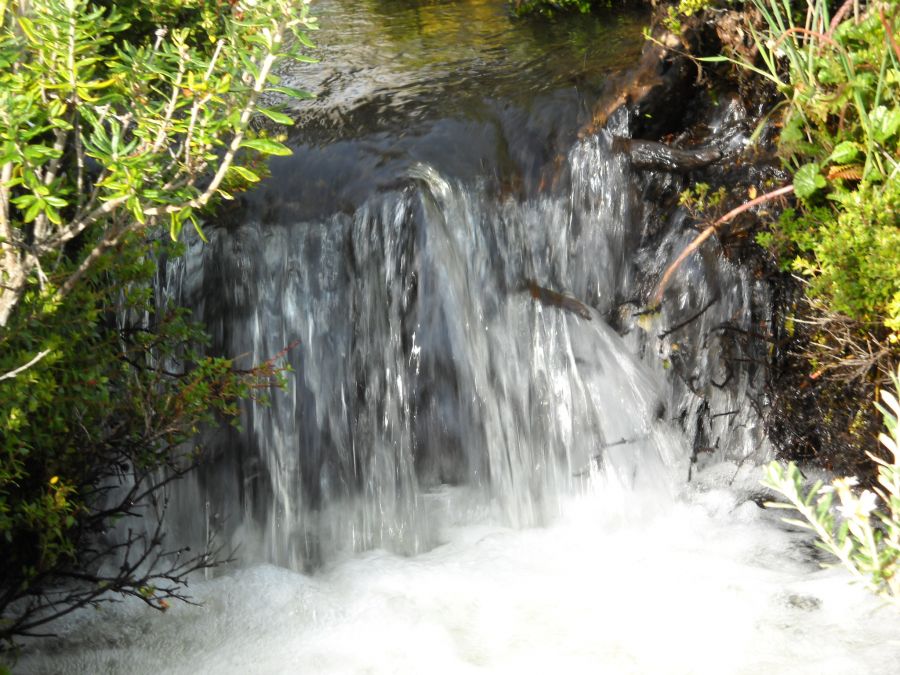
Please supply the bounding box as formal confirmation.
[162,123,767,571]
[19,5,900,670]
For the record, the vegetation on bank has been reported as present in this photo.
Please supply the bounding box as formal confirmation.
[659,0,898,367]
[742,0,898,345]
[665,0,899,601]
[0,0,313,651]
[510,0,637,17]
[764,367,900,604]
[743,0,899,604]
[511,0,595,16]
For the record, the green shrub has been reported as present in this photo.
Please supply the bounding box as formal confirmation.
[0,0,310,648]
[735,1,900,338]
[663,0,715,34]
[511,0,608,17]
[763,363,900,603]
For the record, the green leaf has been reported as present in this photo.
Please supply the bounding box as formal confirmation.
[169,212,183,241]
[782,518,814,530]
[256,107,294,125]
[240,138,292,156]
[295,31,316,49]
[827,141,859,165]
[128,197,146,225]
[793,163,826,199]
[17,17,38,43]
[44,206,61,225]
[23,199,43,223]
[44,196,67,208]
[265,85,315,101]
[870,106,900,144]
[228,165,261,182]
[189,214,208,243]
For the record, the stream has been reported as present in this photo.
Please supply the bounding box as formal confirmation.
[18,1,900,672]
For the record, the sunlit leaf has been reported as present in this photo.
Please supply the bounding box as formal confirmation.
[265,84,315,101]
[793,163,826,199]
[256,107,294,125]
[240,138,292,156]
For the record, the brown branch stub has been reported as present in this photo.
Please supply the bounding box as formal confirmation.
[651,184,795,308]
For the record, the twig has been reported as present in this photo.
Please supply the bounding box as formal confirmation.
[651,184,794,307]
[827,0,855,39]
[0,349,51,381]
[880,6,900,63]
[775,26,842,52]
[659,294,720,339]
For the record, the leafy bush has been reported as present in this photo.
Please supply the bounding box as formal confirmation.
[769,187,900,332]
[662,0,715,34]
[511,0,610,17]
[0,0,311,649]
[1,236,287,644]
[763,363,900,603]
[734,0,900,338]
[0,0,317,327]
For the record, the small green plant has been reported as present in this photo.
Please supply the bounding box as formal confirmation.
[763,364,900,603]
[511,0,604,17]
[709,1,899,339]
[663,0,715,35]
[678,182,728,214]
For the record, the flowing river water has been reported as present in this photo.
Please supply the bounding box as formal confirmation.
[18,1,900,672]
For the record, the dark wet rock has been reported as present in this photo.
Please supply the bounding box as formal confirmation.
[579,27,692,140]
[614,137,722,173]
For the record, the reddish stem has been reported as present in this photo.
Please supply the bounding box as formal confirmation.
[827,0,855,39]
[651,184,795,307]
[774,26,842,52]
[880,7,900,63]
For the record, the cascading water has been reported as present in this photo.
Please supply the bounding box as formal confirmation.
[163,128,692,571]
[18,2,900,672]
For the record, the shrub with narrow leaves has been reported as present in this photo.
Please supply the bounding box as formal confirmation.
[0,0,310,649]
[763,364,900,603]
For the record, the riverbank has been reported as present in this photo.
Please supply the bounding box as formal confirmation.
[562,0,900,483]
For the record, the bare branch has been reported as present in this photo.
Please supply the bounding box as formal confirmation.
[151,44,189,155]
[659,294,720,339]
[651,184,795,307]
[0,348,51,381]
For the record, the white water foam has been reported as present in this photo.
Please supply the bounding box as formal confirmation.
[16,463,900,675]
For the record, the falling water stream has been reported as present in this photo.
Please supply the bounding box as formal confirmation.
[18,1,900,672]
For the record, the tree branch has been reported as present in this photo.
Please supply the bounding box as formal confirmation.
[0,348,51,381]
[651,184,795,307]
